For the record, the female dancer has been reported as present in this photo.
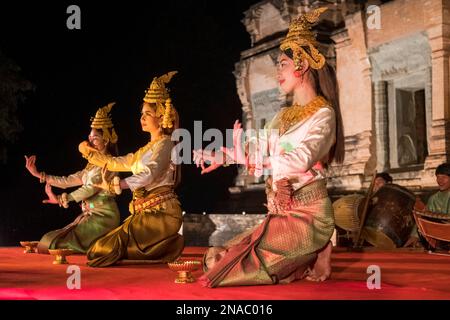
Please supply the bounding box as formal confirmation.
[194,8,344,287]
[78,72,184,267]
[24,103,121,254]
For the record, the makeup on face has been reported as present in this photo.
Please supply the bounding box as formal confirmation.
[88,129,106,151]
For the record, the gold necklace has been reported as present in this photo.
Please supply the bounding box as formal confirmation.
[279,95,329,135]
[142,134,168,153]
[131,135,169,164]
[149,134,168,147]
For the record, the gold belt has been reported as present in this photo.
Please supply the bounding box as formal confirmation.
[132,190,177,212]
[268,179,328,214]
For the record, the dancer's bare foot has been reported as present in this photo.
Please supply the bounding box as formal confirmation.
[204,246,226,271]
[306,241,332,282]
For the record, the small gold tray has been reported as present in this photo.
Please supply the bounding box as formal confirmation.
[20,241,39,253]
[48,249,73,264]
[167,260,202,284]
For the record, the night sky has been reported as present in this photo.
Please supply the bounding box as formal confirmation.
[0,0,261,245]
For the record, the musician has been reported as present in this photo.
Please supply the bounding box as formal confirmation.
[425,163,450,214]
[405,163,450,248]
[372,172,393,194]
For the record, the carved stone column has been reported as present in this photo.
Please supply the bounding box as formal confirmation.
[374,81,389,172]
[424,0,450,170]
[329,12,375,191]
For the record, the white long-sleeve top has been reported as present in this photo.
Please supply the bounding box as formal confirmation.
[252,106,336,192]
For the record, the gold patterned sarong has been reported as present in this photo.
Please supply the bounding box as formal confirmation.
[200,179,334,287]
[87,186,184,267]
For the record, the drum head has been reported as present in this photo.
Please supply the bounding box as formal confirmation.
[362,183,416,248]
[361,227,397,249]
[333,194,366,232]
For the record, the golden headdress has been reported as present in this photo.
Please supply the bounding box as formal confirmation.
[90,102,118,144]
[280,7,327,70]
[143,71,177,129]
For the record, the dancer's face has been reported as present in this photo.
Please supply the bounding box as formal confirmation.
[141,103,161,134]
[276,53,299,94]
[88,129,106,152]
[436,174,450,191]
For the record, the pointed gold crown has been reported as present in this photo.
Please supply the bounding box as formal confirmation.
[280,7,327,70]
[143,71,177,104]
[143,71,178,129]
[90,102,118,143]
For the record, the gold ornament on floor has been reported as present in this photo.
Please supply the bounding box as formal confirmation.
[20,241,39,253]
[90,102,118,144]
[167,259,201,283]
[279,95,330,135]
[48,249,73,264]
[280,7,328,70]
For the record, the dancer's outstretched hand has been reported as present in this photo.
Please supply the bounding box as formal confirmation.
[24,155,40,178]
[220,120,246,165]
[192,120,246,175]
[193,149,223,175]
[42,183,58,205]
[232,120,245,161]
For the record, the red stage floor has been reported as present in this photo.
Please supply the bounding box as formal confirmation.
[1,246,449,300]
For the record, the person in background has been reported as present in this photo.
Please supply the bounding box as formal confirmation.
[372,172,393,194]
[404,163,450,248]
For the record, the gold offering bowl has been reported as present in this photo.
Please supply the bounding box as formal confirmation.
[20,241,39,253]
[48,249,73,265]
[167,260,202,284]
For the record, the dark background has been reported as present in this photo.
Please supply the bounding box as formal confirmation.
[0,0,260,245]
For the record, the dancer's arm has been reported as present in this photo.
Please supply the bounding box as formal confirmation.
[124,138,172,191]
[44,171,85,189]
[79,141,134,172]
[25,155,84,188]
[43,167,116,207]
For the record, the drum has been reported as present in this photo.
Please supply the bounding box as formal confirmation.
[333,194,366,232]
[362,183,416,249]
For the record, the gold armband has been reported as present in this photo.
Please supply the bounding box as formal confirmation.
[39,172,46,184]
[57,193,69,209]
[109,176,122,195]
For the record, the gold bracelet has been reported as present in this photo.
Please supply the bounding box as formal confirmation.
[61,193,69,208]
[56,194,69,208]
[39,172,46,184]
[113,176,122,195]
[108,180,115,194]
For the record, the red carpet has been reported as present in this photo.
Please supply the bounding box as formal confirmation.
[0,247,449,300]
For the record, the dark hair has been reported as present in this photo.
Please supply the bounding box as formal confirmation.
[375,172,393,183]
[283,48,345,164]
[435,163,450,176]
[91,128,119,156]
[169,108,181,188]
